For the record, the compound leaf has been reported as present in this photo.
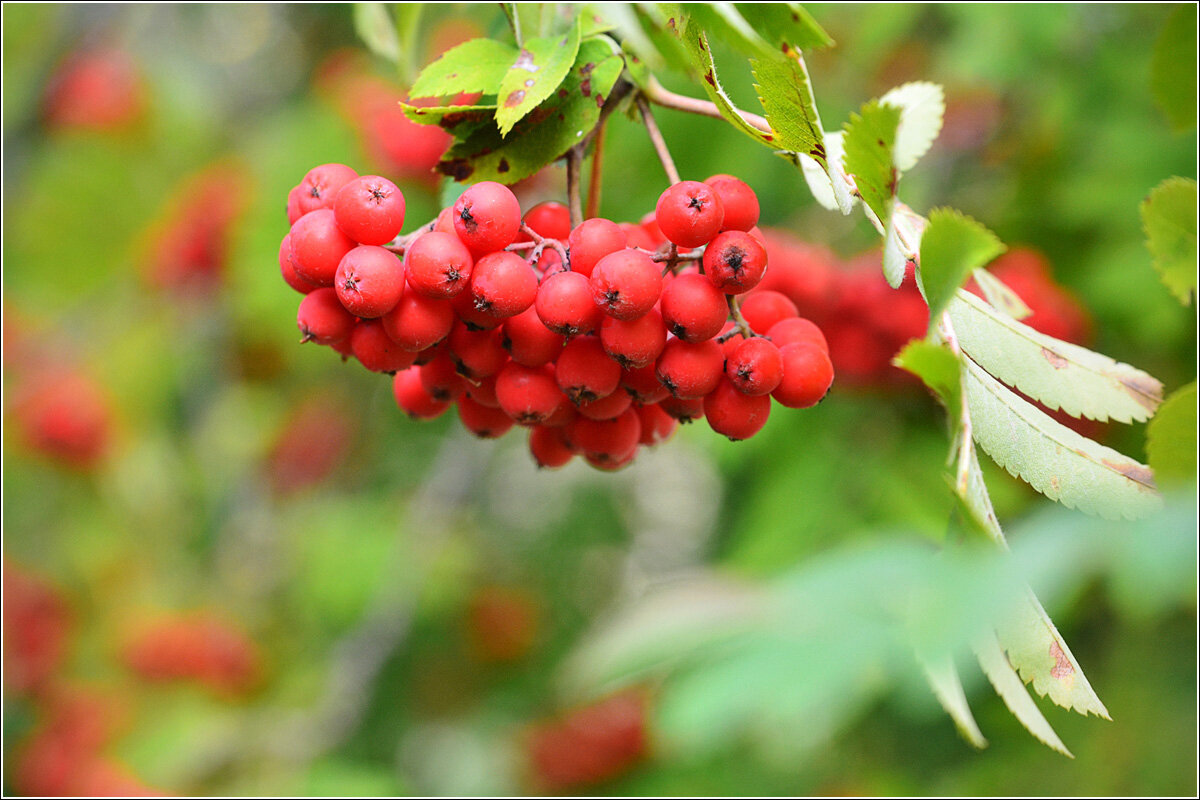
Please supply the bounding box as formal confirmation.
[494,18,582,136]
[919,208,1005,322]
[1146,381,1198,488]
[1141,176,1197,305]
[410,38,519,99]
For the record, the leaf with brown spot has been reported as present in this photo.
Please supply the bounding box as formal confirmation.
[494,17,582,137]
[410,37,519,98]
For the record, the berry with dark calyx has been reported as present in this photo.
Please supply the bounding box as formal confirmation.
[772,343,835,408]
[635,402,677,445]
[457,394,515,438]
[703,230,768,295]
[655,180,724,248]
[739,290,798,334]
[659,395,705,422]
[600,308,667,369]
[566,218,626,278]
[726,337,783,396]
[381,290,455,351]
[529,425,575,469]
[704,378,771,440]
[420,354,469,402]
[536,270,603,336]
[589,249,662,321]
[523,201,571,240]
[405,231,474,299]
[576,386,634,421]
[453,181,522,255]
[350,319,417,373]
[468,251,538,318]
[447,322,509,380]
[704,174,759,232]
[767,316,829,354]
[280,233,319,294]
[620,364,671,405]
[567,407,642,466]
[655,337,724,399]
[333,175,405,245]
[297,288,355,345]
[452,288,505,330]
[502,307,565,367]
[584,445,638,471]
[660,273,728,342]
[297,163,358,215]
[495,363,566,425]
[335,245,405,318]
[393,368,451,419]
[290,209,356,286]
[556,335,621,404]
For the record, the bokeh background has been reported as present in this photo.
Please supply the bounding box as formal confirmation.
[2,3,1196,796]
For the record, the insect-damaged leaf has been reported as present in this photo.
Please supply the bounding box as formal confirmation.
[494,17,582,137]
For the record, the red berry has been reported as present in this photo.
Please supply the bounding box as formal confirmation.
[453,181,522,255]
[529,426,575,468]
[333,175,405,245]
[620,364,670,405]
[394,368,451,419]
[766,317,829,354]
[635,402,677,445]
[523,202,571,241]
[772,343,834,408]
[297,288,355,345]
[290,209,357,287]
[405,231,474,299]
[447,322,509,380]
[659,395,705,422]
[420,354,469,401]
[555,335,621,404]
[502,306,565,367]
[704,378,771,440]
[335,245,405,318]
[619,221,658,251]
[660,273,728,342]
[567,407,642,465]
[703,174,759,232]
[350,319,417,373]
[576,387,633,421]
[655,337,724,399]
[468,251,538,318]
[566,218,626,278]
[466,373,501,408]
[381,290,455,351]
[495,363,566,424]
[655,181,724,248]
[297,163,358,215]
[703,230,768,294]
[739,290,798,334]
[286,186,304,225]
[536,270,603,336]
[589,249,662,321]
[451,288,505,330]
[457,394,515,438]
[600,308,667,369]
[280,233,319,294]
[726,337,783,396]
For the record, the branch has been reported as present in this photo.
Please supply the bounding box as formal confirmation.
[566,146,584,229]
[643,75,771,134]
[586,116,606,220]
[636,93,681,185]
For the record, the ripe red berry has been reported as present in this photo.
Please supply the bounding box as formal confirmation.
[350,319,418,373]
[468,251,538,318]
[536,270,603,336]
[279,233,319,294]
[420,354,468,402]
[523,201,571,241]
[555,335,621,404]
[457,394,515,438]
[739,290,798,334]
[447,322,509,380]
[576,387,633,421]
[335,245,405,318]
[529,425,575,469]
[381,290,455,351]
[566,407,642,465]
[495,363,565,424]
[333,175,406,245]
[659,395,705,422]
[600,308,667,369]
[703,174,759,232]
[290,209,356,286]
[297,288,355,345]
[286,186,304,225]
[703,230,768,294]
[393,368,451,419]
[655,181,725,248]
[502,306,565,367]
[620,364,671,404]
[466,373,501,408]
[451,288,505,330]
[453,181,522,255]
[297,163,358,215]
[772,343,835,408]
[566,218,626,278]
[635,402,677,445]
[766,317,829,354]
[589,249,662,321]
[704,378,772,440]
[660,273,728,342]
[726,337,783,396]
[405,231,474,299]
[655,337,724,399]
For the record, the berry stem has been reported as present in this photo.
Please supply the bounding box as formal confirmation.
[517,221,569,270]
[636,93,680,185]
[382,218,438,257]
[586,115,606,220]
[724,294,755,340]
[566,146,584,229]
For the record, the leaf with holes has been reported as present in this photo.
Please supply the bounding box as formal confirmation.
[1141,176,1197,305]
[736,2,835,51]
[410,38,519,99]
[919,208,1005,322]
[880,82,945,172]
[494,18,582,137]
[1146,381,1197,488]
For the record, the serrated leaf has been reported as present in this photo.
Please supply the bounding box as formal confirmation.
[410,38,519,99]
[751,51,827,161]
[353,3,400,64]
[894,340,962,416]
[1141,176,1197,305]
[973,633,1072,757]
[963,356,1162,520]
[972,268,1032,320]
[1151,4,1197,133]
[920,208,1005,321]
[843,99,901,236]
[437,37,622,184]
[919,654,987,749]
[688,3,776,59]
[735,2,835,51]
[798,131,856,214]
[879,82,945,172]
[950,290,1163,424]
[402,102,496,128]
[494,19,582,136]
[1146,381,1198,488]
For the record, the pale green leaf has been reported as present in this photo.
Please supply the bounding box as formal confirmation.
[949,290,1164,423]
[843,100,901,229]
[751,51,827,161]
[918,654,987,749]
[1151,3,1197,133]
[410,38,519,98]
[353,3,400,64]
[973,633,1072,757]
[494,18,582,136]
[920,208,1005,321]
[880,82,945,172]
[972,268,1032,320]
[1141,176,1197,305]
[1146,381,1198,488]
[798,130,856,214]
[735,2,835,51]
[882,208,906,288]
[894,340,962,416]
[963,356,1162,520]
[394,4,423,84]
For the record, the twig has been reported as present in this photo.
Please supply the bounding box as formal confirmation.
[643,75,771,135]
[636,93,680,185]
[566,146,584,229]
[518,222,569,269]
[586,116,606,220]
[382,217,438,257]
[726,294,754,340]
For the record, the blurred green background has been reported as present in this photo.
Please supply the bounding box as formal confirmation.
[2,3,1195,796]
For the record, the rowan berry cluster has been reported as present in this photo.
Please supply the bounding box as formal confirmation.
[280,164,835,470]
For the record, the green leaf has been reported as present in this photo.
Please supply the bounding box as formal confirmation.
[437,36,623,184]
[353,3,400,64]
[919,208,1005,322]
[394,4,423,84]
[751,51,827,161]
[949,290,1164,424]
[735,2,835,51]
[798,130,856,214]
[973,633,1072,757]
[1151,3,1197,132]
[879,82,945,172]
[843,100,903,284]
[410,38,519,99]
[894,340,962,416]
[972,267,1032,320]
[1141,176,1197,305]
[494,18,582,136]
[918,654,987,749]
[963,356,1163,520]
[687,3,776,59]
[402,101,496,128]
[1146,381,1198,488]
